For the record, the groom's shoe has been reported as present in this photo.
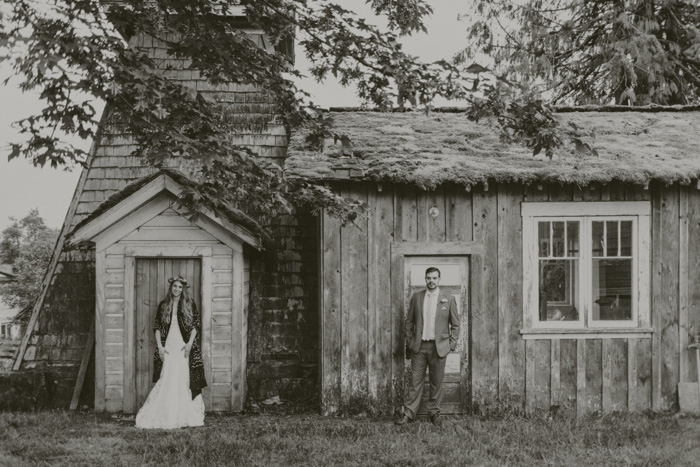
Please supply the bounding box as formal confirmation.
[429,413,441,425]
[394,414,414,426]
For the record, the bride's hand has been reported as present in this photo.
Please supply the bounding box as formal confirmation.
[158,346,168,360]
[182,342,192,359]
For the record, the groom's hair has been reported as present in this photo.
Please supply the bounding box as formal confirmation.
[425,267,441,277]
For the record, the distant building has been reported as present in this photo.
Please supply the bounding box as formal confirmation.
[0,265,22,340]
[0,264,15,285]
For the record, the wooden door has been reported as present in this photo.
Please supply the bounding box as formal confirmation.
[404,256,469,415]
[134,258,202,410]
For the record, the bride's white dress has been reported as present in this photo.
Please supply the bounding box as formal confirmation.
[135,306,205,429]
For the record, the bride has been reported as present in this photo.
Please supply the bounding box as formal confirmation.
[135,276,207,429]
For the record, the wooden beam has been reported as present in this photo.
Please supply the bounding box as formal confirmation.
[13,110,112,371]
[70,321,95,410]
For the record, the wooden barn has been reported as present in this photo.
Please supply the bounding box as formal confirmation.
[7,9,700,415]
[285,108,700,416]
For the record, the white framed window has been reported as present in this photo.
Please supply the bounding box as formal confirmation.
[522,202,651,332]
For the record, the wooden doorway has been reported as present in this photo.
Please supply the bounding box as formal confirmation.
[134,258,202,410]
[404,256,469,415]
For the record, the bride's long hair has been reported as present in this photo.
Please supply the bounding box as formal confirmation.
[161,277,193,327]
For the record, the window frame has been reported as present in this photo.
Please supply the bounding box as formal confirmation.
[522,201,651,332]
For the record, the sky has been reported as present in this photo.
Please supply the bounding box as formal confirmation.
[0,1,468,232]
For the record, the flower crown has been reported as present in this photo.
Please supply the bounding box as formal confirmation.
[168,276,189,287]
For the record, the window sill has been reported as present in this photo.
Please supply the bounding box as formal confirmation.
[519,328,654,340]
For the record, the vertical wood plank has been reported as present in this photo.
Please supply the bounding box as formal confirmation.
[446,185,473,242]
[390,251,405,414]
[497,184,525,410]
[609,183,626,201]
[416,189,428,242]
[230,251,243,412]
[471,185,499,413]
[687,188,700,383]
[582,184,602,202]
[611,339,628,411]
[651,183,680,410]
[426,186,446,242]
[525,339,536,414]
[576,339,586,416]
[321,210,342,415]
[123,256,135,413]
[679,187,689,384]
[637,338,653,410]
[586,339,603,412]
[367,188,379,404]
[551,339,561,408]
[602,339,612,412]
[149,259,159,397]
[341,185,369,406]
[628,338,638,411]
[198,256,212,410]
[401,185,418,242]
[368,187,393,410]
[549,184,573,202]
[560,339,577,415]
[534,340,551,411]
[95,250,107,412]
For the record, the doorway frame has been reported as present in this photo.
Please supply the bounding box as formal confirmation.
[122,246,213,413]
[390,241,484,414]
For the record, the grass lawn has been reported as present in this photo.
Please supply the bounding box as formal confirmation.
[1,410,700,466]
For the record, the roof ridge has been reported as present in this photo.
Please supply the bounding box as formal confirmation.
[326,104,700,113]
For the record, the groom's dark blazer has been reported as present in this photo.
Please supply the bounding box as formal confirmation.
[405,289,460,358]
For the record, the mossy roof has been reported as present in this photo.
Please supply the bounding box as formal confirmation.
[285,107,700,189]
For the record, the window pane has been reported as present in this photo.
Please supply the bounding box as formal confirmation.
[620,221,632,256]
[567,221,579,257]
[591,258,633,321]
[606,221,619,257]
[592,221,604,257]
[553,222,565,257]
[538,221,550,257]
[539,259,579,321]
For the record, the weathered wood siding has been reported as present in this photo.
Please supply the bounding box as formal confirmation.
[321,181,695,415]
[94,208,249,413]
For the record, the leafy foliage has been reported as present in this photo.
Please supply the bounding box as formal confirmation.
[0,210,58,312]
[461,0,700,105]
[0,0,473,224]
[0,219,21,264]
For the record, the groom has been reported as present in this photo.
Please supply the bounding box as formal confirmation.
[396,267,460,425]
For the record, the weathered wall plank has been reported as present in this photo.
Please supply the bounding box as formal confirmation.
[321,209,342,414]
[471,185,499,413]
[341,185,369,409]
[559,339,577,415]
[685,188,700,384]
[497,184,525,410]
[652,184,680,410]
[367,187,394,410]
[585,339,603,412]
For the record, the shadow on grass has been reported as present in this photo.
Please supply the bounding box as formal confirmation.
[1,410,699,466]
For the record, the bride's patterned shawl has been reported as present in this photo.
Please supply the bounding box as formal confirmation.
[153,298,207,399]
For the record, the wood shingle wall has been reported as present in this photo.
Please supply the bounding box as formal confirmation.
[15,32,310,410]
[321,181,699,415]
